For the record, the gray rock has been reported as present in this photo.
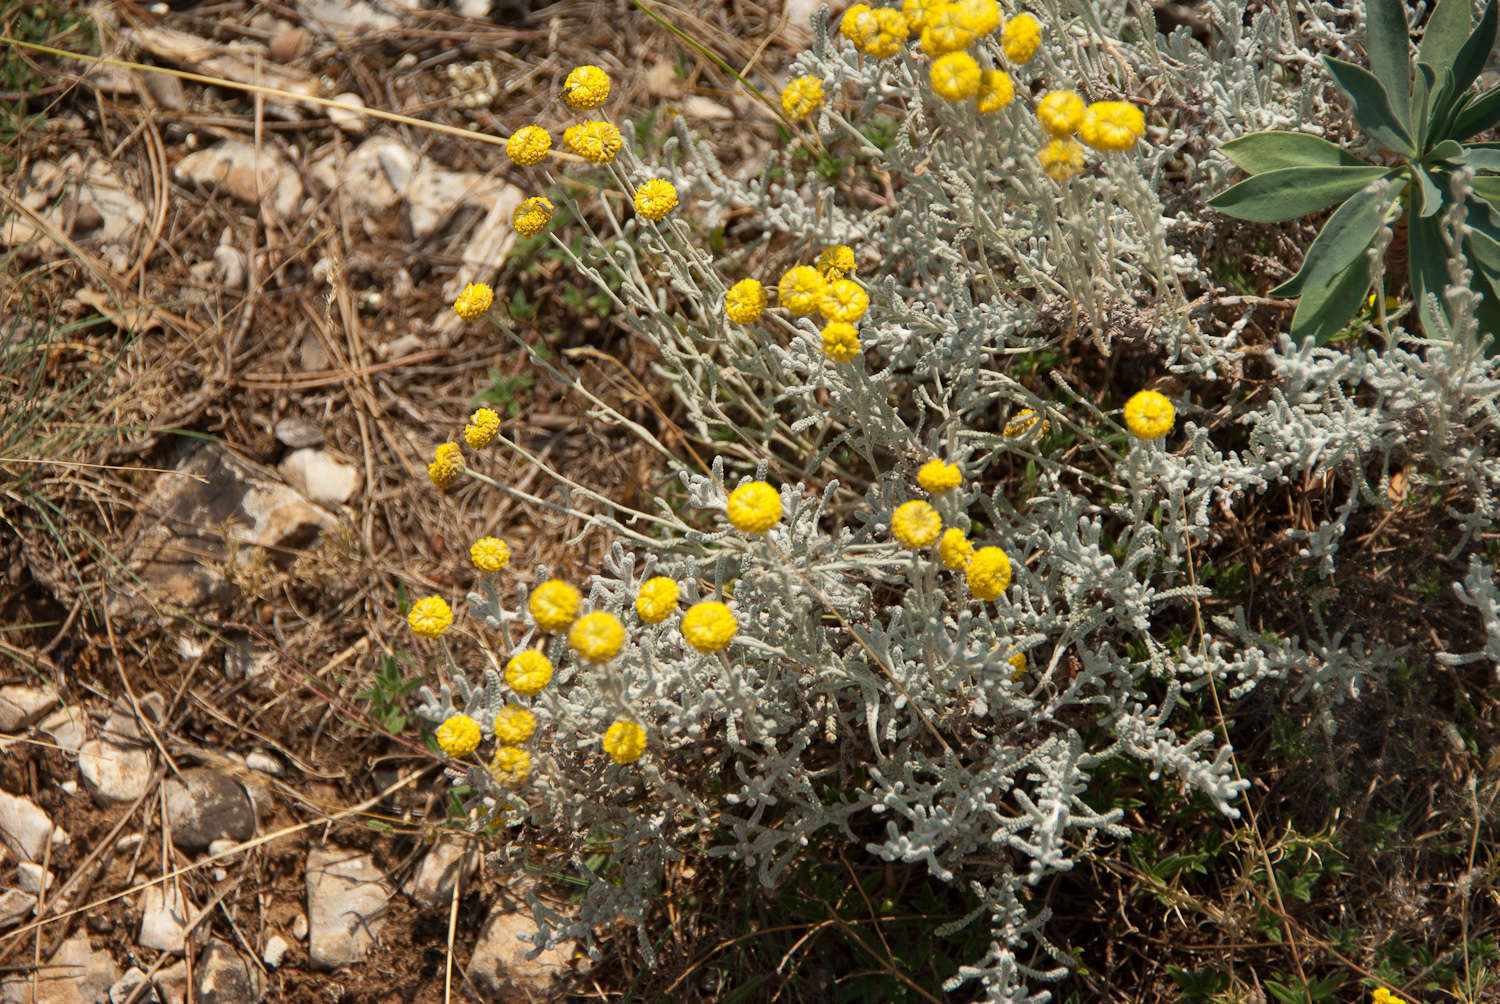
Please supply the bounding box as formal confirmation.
[37,705,87,751]
[194,940,263,1004]
[112,445,336,618]
[155,960,188,1004]
[174,141,301,220]
[163,770,257,852]
[305,846,391,968]
[467,909,578,1002]
[261,935,289,969]
[243,751,280,776]
[0,888,34,928]
[404,838,474,908]
[102,693,164,747]
[1,935,119,1004]
[137,884,194,953]
[278,449,360,506]
[272,417,322,449]
[109,967,157,1004]
[0,686,58,733]
[77,739,154,806]
[290,912,307,940]
[0,791,65,862]
[17,863,52,895]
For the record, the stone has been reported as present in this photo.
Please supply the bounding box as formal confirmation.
[163,769,257,852]
[77,740,154,806]
[267,23,309,62]
[113,445,336,618]
[243,751,280,776]
[138,884,195,953]
[404,838,475,908]
[37,705,87,751]
[261,934,289,968]
[0,686,58,733]
[155,961,188,1004]
[109,967,155,1004]
[103,692,164,747]
[305,846,391,968]
[0,888,34,928]
[296,0,401,34]
[290,912,308,940]
[328,92,366,133]
[2,935,119,1004]
[272,417,322,449]
[174,141,302,220]
[194,940,263,1004]
[16,863,52,895]
[0,791,64,862]
[467,909,578,1002]
[278,449,359,506]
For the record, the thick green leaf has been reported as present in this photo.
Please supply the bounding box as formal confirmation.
[1208,166,1396,222]
[1324,56,1417,154]
[1414,164,1446,216]
[1465,195,1500,271]
[1424,67,1458,148]
[1448,0,1499,100]
[1428,139,1465,161]
[1412,63,1436,140]
[1451,85,1500,139]
[1219,131,1368,174]
[1474,176,1500,203]
[1418,0,1473,75]
[1288,243,1377,344]
[1408,209,1454,336]
[1467,227,1500,274]
[1460,147,1500,171]
[1367,0,1413,116]
[1271,183,1399,298]
[1469,262,1500,355]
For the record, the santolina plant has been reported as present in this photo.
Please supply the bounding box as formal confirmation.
[405,1,1500,999]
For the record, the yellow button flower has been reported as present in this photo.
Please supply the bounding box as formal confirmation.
[920,5,976,56]
[452,282,493,320]
[939,528,974,569]
[1037,90,1085,136]
[492,704,536,745]
[841,3,877,44]
[464,407,501,448]
[1123,390,1175,439]
[891,500,942,549]
[1007,651,1027,681]
[930,51,981,102]
[956,0,1000,35]
[408,596,454,638]
[529,579,580,632]
[602,721,647,764]
[725,278,767,324]
[569,610,626,663]
[1004,408,1048,438]
[563,121,623,164]
[820,279,869,323]
[489,746,530,785]
[966,546,1012,600]
[562,64,611,111]
[726,481,782,534]
[862,9,909,58]
[504,650,553,696]
[779,265,828,316]
[470,536,510,572]
[781,76,825,121]
[427,442,464,490]
[1079,101,1145,151]
[976,69,1014,114]
[820,321,861,362]
[816,245,857,280]
[505,125,551,166]
[436,714,481,757]
[1371,990,1409,1004]
[1002,12,1042,63]
[635,576,680,624]
[917,458,962,493]
[1037,139,1086,181]
[903,0,942,32]
[512,196,554,237]
[681,600,737,653]
[634,179,679,223]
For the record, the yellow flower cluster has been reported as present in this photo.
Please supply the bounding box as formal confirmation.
[513,196,555,237]
[470,536,510,572]
[821,322,861,362]
[917,458,962,494]
[779,265,827,316]
[463,407,500,448]
[887,478,1014,600]
[1033,91,1146,180]
[505,125,551,166]
[564,121,623,164]
[492,704,536,745]
[489,746,530,785]
[773,246,874,362]
[967,546,1011,600]
[427,442,463,490]
[635,576,680,623]
[726,481,782,534]
[891,500,943,549]
[781,76,824,121]
[634,178,679,221]
[408,596,454,638]
[436,714,481,757]
[1004,408,1048,438]
[529,579,581,632]
[570,610,626,663]
[1002,13,1041,63]
[603,720,647,764]
[820,279,869,323]
[725,278,767,324]
[816,245,856,280]
[452,282,493,320]
[939,527,974,569]
[842,4,908,59]
[883,0,1017,113]
[505,649,553,696]
[1371,990,1408,1004]
[682,600,736,653]
[562,64,611,111]
[1123,390,1175,440]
